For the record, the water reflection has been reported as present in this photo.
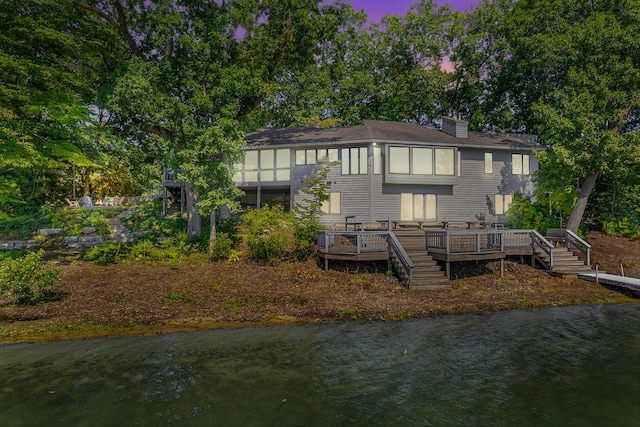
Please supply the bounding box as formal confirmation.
[1,304,638,426]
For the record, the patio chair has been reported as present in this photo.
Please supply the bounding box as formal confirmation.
[103,196,113,206]
[112,196,120,206]
[65,197,80,208]
[80,196,93,207]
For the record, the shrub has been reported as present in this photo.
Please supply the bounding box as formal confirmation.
[247,230,290,264]
[505,193,559,234]
[210,232,237,261]
[0,213,47,239]
[84,241,129,264]
[241,206,295,264]
[602,216,640,239]
[0,250,60,305]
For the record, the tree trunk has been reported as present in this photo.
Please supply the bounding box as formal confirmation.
[565,172,599,232]
[209,210,217,255]
[83,168,90,196]
[185,184,201,238]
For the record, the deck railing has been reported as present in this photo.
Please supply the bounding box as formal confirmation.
[317,231,413,284]
[387,232,414,286]
[425,229,506,253]
[318,231,388,254]
[531,230,554,269]
[565,229,591,266]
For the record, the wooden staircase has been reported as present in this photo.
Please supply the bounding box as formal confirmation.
[392,230,449,289]
[535,247,592,276]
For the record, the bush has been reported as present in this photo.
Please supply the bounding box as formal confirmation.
[210,232,237,261]
[0,250,60,305]
[602,216,640,239]
[122,200,187,237]
[505,193,559,234]
[247,230,290,264]
[241,206,295,264]
[0,213,47,239]
[84,241,129,264]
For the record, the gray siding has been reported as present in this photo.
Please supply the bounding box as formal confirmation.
[248,142,539,225]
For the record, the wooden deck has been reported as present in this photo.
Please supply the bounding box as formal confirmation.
[317,228,592,285]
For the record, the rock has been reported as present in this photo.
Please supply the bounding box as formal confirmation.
[64,236,79,243]
[38,228,62,236]
[83,241,102,248]
[82,227,97,235]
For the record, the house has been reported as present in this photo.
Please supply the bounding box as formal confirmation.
[232,117,540,226]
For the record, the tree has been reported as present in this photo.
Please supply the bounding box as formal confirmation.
[0,0,108,212]
[453,0,640,232]
[254,0,456,127]
[71,0,343,247]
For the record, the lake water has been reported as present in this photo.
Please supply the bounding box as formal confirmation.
[1,304,638,426]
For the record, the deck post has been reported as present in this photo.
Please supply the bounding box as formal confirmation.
[445,261,450,279]
[500,259,504,277]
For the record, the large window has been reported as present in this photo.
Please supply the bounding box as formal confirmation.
[320,192,341,214]
[494,194,513,215]
[244,150,259,182]
[435,148,455,175]
[373,146,382,175]
[296,148,338,165]
[400,193,437,221]
[341,147,368,175]
[389,146,455,176]
[389,147,409,174]
[233,149,290,183]
[413,148,433,175]
[512,153,530,175]
[485,153,493,174]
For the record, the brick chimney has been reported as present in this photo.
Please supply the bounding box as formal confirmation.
[441,116,468,138]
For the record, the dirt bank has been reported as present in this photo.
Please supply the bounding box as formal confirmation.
[0,231,638,343]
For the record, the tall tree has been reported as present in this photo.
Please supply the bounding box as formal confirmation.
[0,0,109,211]
[73,0,341,243]
[254,0,456,127]
[454,0,640,231]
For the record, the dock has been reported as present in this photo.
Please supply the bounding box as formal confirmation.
[578,272,640,292]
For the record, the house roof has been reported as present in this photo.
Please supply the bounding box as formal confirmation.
[244,120,539,151]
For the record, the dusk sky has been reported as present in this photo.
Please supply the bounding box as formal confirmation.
[348,0,480,22]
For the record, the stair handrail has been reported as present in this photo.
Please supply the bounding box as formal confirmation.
[565,230,591,266]
[531,230,554,270]
[387,231,414,286]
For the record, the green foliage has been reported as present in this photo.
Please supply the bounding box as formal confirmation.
[505,193,559,234]
[83,241,129,265]
[165,291,182,301]
[293,220,324,249]
[293,160,339,222]
[602,216,640,240]
[241,206,295,264]
[84,233,199,265]
[122,200,187,237]
[0,250,60,305]
[0,213,47,239]
[210,233,238,262]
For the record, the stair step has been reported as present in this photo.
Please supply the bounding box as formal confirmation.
[409,281,450,290]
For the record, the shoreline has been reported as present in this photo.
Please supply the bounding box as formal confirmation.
[2,300,637,344]
[1,256,637,344]
[2,230,639,344]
